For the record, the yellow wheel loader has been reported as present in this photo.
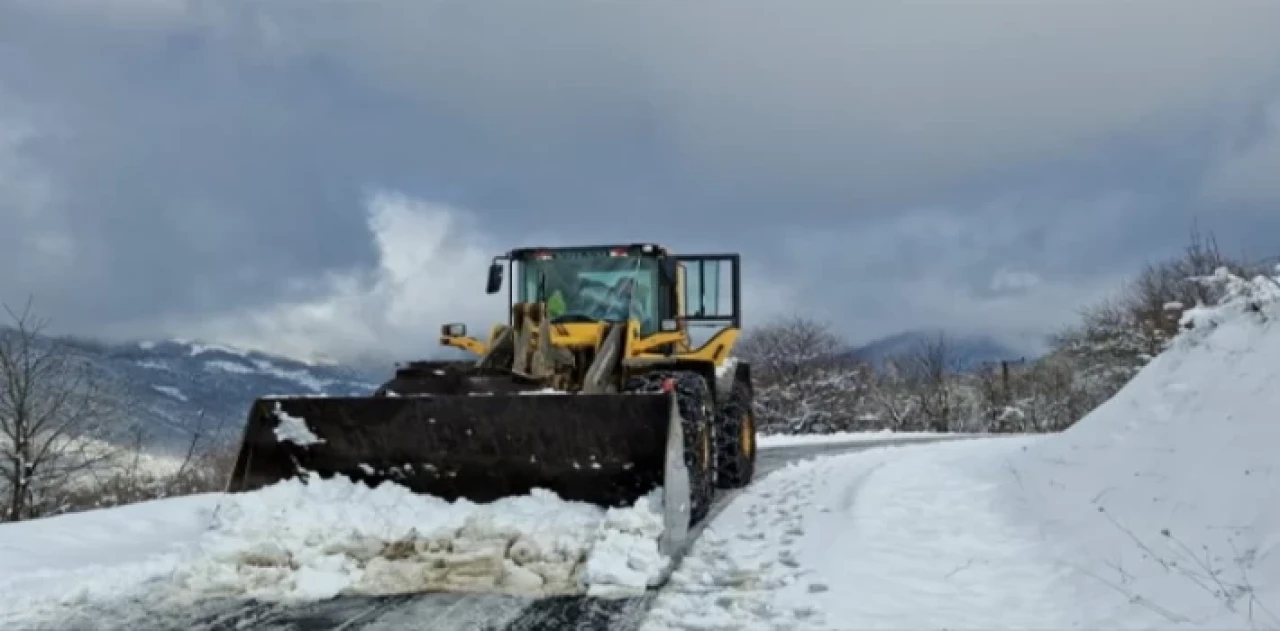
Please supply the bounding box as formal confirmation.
[225,243,756,554]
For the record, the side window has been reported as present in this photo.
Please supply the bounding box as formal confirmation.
[683,262,700,316]
[679,257,736,323]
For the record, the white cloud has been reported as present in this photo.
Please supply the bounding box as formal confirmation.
[175,192,507,362]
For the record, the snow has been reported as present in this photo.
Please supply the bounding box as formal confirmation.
[180,339,252,358]
[0,476,674,627]
[715,356,739,379]
[270,403,324,446]
[646,267,1280,630]
[250,358,330,392]
[0,494,222,621]
[167,475,670,603]
[204,358,255,374]
[755,428,966,448]
[151,384,188,401]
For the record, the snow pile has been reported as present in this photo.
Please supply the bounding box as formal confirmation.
[169,475,670,603]
[1,474,675,626]
[649,267,1280,629]
[983,267,1280,628]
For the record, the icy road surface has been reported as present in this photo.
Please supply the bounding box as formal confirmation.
[0,434,970,631]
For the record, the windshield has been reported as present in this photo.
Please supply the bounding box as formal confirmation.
[517,252,662,333]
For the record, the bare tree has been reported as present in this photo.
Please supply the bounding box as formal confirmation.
[0,299,127,521]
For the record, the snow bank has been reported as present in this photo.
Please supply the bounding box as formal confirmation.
[983,268,1280,628]
[1,475,674,627]
[649,267,1280,629]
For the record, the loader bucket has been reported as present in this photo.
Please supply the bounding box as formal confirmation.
[224,392,680,510]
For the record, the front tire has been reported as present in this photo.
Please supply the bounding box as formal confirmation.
[624,370,715,524]
[714,374,756,488]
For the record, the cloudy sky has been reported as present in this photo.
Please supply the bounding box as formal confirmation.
[3,0,1280,363]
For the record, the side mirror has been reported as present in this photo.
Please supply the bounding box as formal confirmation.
[485,262,504,294]
[441,322,467,337]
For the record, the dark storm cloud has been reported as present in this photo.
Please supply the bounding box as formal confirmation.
[3,0,1280,360]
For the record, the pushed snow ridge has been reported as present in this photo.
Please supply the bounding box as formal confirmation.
[175,475,673,603]
[0,476,675,627]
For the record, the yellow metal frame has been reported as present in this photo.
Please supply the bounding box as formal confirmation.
[440,319,739,368]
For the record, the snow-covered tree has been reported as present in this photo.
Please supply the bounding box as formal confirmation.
[1045,228,1269,419]
[735,316,877,433]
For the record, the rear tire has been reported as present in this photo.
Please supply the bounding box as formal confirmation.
[714,374,756,488]
[624,370,715,524]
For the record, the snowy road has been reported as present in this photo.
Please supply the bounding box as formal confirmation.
[44,435,967,631]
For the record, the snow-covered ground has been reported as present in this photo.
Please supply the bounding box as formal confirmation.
[645,269,1280,630]
[755,428,964,449]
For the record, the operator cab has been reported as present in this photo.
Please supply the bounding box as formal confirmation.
[485,243,740,338]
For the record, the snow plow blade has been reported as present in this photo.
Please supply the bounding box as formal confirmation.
[224,392,684,512]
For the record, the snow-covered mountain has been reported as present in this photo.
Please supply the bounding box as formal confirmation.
[53,336,386,455]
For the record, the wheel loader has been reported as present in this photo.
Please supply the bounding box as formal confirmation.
[224,243,756,555]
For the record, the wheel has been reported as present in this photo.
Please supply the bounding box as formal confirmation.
[624,370,716,524]
[714,373,756,488]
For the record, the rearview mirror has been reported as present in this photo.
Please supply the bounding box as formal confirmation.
[441,322,467,337]
[486,262,504,294]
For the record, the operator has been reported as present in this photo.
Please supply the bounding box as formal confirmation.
[546,289,567,319]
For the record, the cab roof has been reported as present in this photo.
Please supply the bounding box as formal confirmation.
[506,243,670,259]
